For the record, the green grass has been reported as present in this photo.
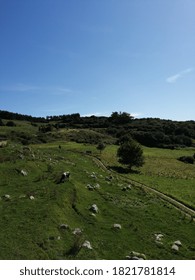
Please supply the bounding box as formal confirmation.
[101,145,195,210]
[0,142,195,260]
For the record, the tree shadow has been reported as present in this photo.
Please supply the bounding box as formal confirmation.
[108,165,141,174]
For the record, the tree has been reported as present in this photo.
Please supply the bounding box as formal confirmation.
[0,119,4,126]
[117,139,144,171]
[109,111,134,124]
[6,121,16,127]
[96,142,106,154]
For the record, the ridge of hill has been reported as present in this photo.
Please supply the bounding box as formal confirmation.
[1,110,195,149]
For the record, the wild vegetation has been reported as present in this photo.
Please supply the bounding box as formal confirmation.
[0,111,195,260]
[1,110,195,148]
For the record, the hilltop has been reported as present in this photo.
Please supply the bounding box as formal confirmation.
[1,110,195,148]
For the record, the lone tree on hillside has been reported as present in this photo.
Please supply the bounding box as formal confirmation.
[96,142,106,154]
[117,139,144,171]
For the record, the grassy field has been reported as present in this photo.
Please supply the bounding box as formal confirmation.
[0,141,195,260]
[101,145,195,210]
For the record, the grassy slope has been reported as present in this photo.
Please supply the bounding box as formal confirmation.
[101,145,195,210]
[0,142,195,260]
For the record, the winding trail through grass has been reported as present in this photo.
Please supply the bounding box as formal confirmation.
[92,156,195,220]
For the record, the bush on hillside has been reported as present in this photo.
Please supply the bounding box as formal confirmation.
[6,121,16,127]
[178,156,194,164]
[0,119,4,126]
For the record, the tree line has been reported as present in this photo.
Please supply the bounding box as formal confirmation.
[1,110,195,148]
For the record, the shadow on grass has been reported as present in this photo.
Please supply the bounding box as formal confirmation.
[108,165,141,174]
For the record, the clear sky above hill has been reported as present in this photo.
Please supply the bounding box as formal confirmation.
[0,0,194,120]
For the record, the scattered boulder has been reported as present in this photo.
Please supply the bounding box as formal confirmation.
[0,141,7,148]
[82,240,92,250]
[59,224,69,230]
[87,184,94,191]
[2,194,11,200]
[155,233,164,243]
[21,170,28,176]
[105,175,113,181]
[90,172,97,179]
[29,195,35,200]
[171,240,182,252]
[174,240,182,247]
[19,195,26,199]
[89,204,99,213]
[171,244,179,252]
[90,213,96,217]
[72,228,82,235]
[86,183,100,191]
[121,185,132,191]
[113,224,122,230]
[126,251,146,260]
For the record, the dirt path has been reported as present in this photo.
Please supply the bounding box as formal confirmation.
[92,156,195,220]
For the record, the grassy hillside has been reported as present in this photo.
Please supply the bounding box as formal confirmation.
[101,145,195,210]
[0,141,195,260]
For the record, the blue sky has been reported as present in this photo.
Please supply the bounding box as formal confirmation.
[0,0,194,120]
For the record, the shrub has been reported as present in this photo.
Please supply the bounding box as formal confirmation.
[6,121,16,127]
[0,119,4,126]
[178,156,194,164]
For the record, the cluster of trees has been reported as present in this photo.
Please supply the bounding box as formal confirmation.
[1,110,195,148]
[0,110,46,123]
[0,119,16,127]
[127,118,195,148]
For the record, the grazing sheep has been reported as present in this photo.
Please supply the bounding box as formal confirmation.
[59,172,70,183]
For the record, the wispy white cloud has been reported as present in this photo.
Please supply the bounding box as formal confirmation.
[0,83,75,95]
[0,83,41,92]
[166,68,193,83]
[82,112,110,117]
[51,87,74,95]
[131,112,142,118]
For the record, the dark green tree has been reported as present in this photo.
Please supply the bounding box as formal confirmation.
[96,142,106,154]
[117,139,144,171]
[0,119,4,126]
